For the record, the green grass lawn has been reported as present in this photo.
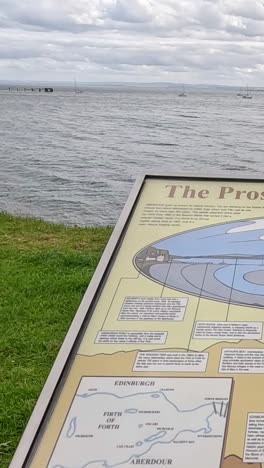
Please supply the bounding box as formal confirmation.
[0,213,112,467]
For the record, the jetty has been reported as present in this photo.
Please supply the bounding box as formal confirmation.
[8,87,54,93]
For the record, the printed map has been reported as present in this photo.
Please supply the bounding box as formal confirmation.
[48,377,232,468]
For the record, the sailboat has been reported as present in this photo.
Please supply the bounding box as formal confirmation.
[74,79,84,94]
[242,85,252,99]
[237,87,243,96]
[179,84,187,97]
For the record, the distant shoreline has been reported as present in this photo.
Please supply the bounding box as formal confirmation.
[1,81,264,91]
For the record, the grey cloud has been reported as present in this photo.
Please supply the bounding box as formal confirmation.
[224,0,264,21]
[109,0,153,23]
[195,2,225,29]
[0,0,260,36]
[0,0,263,84]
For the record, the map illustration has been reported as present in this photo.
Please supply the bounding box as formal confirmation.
[48,377,232,468]
[134,218,264,307]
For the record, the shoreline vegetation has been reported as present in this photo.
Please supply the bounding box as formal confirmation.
[0,212,112,466]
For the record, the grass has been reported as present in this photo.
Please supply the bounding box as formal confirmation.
[0,213,112,467]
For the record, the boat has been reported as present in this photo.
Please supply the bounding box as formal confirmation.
[179,84,187,97]
[242,85,252,99]
[237,87,243,96]
[74,79,84,94]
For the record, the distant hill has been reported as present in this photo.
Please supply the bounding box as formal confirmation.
[0,80,263,91]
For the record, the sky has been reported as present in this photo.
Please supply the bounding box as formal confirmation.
[0,0,264,85]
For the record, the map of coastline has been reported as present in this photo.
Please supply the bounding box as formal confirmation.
[135,218,264,308]
[48,378,232,468]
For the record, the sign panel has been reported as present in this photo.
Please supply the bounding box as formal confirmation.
[11,175,264,468]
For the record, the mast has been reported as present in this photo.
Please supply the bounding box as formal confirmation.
[179,83,187,97]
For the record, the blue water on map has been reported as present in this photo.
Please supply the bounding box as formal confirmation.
[214,265,264,295]
[153,220,264,258]
[139,218,264,302]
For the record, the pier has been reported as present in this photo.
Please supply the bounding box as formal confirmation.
[8,87,54,93]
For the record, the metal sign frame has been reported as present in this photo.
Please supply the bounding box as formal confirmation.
[10,172,264,467]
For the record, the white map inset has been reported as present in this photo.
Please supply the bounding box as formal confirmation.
[48,377,232,468]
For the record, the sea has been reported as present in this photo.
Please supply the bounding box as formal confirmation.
[1,86,263,226]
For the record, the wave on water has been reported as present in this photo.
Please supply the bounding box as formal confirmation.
[0,88,263,225]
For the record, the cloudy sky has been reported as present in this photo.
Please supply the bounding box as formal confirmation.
[0,0,264,85]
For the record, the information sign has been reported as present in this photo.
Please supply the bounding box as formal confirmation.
[11,174,264,468]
